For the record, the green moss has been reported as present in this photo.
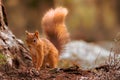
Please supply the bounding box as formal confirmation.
[0,53,7,65]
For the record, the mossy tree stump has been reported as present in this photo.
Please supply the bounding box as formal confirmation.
[0,0,31,69]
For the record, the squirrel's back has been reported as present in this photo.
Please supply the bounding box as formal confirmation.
[42,7,70,53]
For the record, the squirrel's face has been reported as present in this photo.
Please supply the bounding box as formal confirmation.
[25,31,39,48]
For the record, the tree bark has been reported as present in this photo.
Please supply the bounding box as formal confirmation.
[0,0,31,69]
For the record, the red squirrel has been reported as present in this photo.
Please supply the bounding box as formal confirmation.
[25,7,70,70]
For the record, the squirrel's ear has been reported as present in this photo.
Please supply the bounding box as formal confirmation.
[25,30,29,35]
[35,30,39,38]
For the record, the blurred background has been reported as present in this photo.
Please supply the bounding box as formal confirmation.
[3,0,120,42]
[3,0,120,69]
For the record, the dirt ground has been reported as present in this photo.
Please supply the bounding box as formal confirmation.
[0,65,94,80]
[0,63,120,80]
[0,54,119,80]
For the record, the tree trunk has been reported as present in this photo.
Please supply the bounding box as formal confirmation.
[115,0,120,25]
[0,0,31,69]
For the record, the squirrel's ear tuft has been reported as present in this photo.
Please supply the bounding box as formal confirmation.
[25,30,29,35]
[35,30,39,38]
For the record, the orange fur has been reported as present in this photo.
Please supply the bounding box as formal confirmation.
[42,7,70,53]
[25,7,70,70]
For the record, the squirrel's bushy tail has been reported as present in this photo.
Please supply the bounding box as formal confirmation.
[42,7,70,53]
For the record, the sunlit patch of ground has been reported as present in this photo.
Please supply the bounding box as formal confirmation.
[60,40,114,69]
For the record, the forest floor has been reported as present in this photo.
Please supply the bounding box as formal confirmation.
[0,56,120,80]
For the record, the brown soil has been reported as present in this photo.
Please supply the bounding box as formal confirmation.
[0,64,120,80]
[0,65,91,80]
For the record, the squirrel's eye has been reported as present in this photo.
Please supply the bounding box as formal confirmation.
[28,45,31,48]
[33,39,36,42]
